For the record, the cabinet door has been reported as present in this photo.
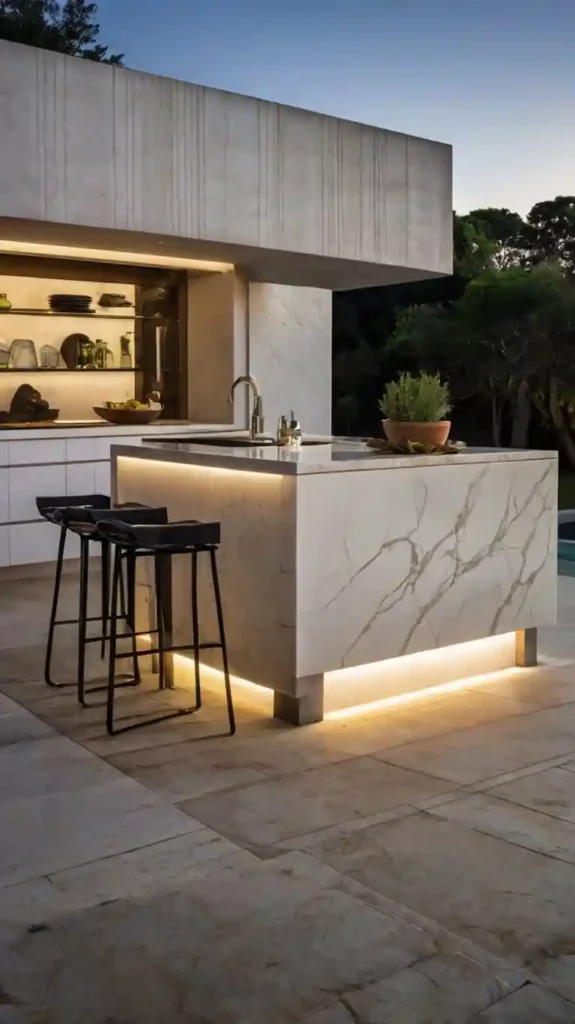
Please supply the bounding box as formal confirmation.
[9,465,67,522]
[95,461,111,495]
[0,467,8,524]
[0,525,8,566]
[9,440,66,465]
[66,462,96,496]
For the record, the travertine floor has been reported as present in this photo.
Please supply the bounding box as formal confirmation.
[2,573,575,1021]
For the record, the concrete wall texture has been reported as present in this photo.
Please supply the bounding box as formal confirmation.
[0,41,453,286]
[249,284,332,436]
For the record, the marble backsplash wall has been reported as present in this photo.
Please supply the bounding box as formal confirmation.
[248,283,332,436]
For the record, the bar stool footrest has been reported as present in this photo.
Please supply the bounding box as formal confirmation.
[108,705,200,736]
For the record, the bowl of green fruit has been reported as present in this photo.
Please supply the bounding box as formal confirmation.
[94,400,162,425]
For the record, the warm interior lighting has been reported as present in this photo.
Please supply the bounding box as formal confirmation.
[323,666,524,720]
[0,238,233,273]
[118,455,285,483]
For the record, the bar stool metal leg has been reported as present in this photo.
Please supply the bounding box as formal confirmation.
[191,549,201,709]
[106,548,122,735]
[209,548,235,736]
[44,524,67,687]
[154,553,166,691]
[77,534,90,705]
[100,540,110,660]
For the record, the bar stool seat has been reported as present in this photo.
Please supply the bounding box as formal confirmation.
[97,517,235,737]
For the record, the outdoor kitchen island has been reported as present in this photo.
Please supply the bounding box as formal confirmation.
[112,438,558,725]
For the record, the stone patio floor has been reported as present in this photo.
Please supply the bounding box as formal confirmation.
[2,573,575,1021]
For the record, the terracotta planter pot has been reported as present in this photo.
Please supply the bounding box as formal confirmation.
[382,419,451,446]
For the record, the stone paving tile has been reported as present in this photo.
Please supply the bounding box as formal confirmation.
[308,810,575,966]
[0,777,202,888]
[0,735,123,801]
[376,704,575,785]
[428,791,575,866]
[464,664,575,710]
[273,805,418,853]
[488,767,575,824]
[0,708,55,748]
[0,694,21,715]
[0,852,440,1024]
[302,952,526,1024]
[48,829,256,905]
[107,723,354,801]
[178,757,454,848]
[475,982,575,1021]
[316,689,530,757]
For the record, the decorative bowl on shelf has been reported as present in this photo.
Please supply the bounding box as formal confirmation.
[93,405,161,425]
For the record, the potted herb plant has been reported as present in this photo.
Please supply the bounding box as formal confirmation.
[379,371,451,446]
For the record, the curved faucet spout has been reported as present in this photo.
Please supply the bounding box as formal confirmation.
[228,375,264,438]
[228,375,260,402]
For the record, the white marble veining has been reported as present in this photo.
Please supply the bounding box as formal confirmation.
[296,455,558,676]
[115,445,558,719]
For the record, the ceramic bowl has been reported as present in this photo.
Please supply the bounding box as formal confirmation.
[93,407,161,425]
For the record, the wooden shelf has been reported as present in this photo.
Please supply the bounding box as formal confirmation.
[0,367,138,373]
[0,309,171,321]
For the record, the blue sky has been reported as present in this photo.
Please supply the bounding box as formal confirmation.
[97,0,575,215]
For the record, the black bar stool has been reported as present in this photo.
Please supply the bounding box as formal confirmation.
[97,517,235,737]
[62,505,169,705]
[36,494,111,688]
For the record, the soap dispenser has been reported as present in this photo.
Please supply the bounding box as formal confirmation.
[289,411,302,443]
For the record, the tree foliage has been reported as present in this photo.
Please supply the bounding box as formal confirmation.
[334,196,575,464]
[0,0,124,63]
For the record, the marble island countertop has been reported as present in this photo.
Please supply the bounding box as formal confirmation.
[124,434,558,476]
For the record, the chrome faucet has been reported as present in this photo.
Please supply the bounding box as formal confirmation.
[228,375,264,438]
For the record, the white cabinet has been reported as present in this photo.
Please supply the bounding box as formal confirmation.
[8,439,66,465]
[66,438,112,462]
[0,525,9,566]
[9,464,67,522]
[9,521,81,564]
[66,461,96,496]
[95,461,110,494]
[0,467,8,524]
[0,427,203,568]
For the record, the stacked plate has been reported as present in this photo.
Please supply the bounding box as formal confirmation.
[49,294,93,314]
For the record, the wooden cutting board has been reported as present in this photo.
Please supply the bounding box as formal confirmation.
[0,420,60,428]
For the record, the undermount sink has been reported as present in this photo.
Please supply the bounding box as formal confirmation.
[157,436,332,447]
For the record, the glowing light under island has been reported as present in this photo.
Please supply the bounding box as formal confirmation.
[140,632,523,721]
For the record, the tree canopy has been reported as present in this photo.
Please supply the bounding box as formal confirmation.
[0,0,124,63]
[334,195,575,464]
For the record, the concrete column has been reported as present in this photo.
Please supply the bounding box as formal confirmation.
[248,283,332,436]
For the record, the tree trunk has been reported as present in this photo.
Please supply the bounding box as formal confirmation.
[549,376,575,468]
[511,378,531,448]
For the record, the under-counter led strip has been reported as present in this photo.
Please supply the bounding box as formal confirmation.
[118,455,285,482]
[323,666,523,719]
[138,634,524,720]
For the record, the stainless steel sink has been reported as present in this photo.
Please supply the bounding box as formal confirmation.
[156,436,332,447]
